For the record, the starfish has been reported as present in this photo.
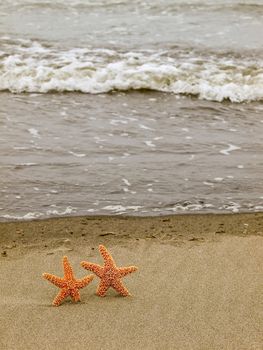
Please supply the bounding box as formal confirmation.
[81,244,138,297]
[43,256,94,306]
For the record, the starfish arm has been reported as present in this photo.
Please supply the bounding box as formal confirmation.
[118,266,138,278]
[52,288,70,306]
[99,245,116,267]
[75,275,94,289]
[81,262,104,278]
[70,289,81,302]
[42,273,65,288]
[96,279,111,297]
[63,256,74,279]
[111,279,131,297]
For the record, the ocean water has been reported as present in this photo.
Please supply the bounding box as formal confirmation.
[0,0,263,219]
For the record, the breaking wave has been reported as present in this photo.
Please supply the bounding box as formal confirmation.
[3,0,263,10]
[1,39,263,102]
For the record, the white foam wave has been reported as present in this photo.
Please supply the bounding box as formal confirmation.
[1,41,263,102]
[220,144,241,155]
[102,205,143,213]
[28,128,40,138]
[2,212,43,220]
[4,0,263,10]
[1,206,76,220]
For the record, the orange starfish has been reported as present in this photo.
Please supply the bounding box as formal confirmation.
[43,256,94,306]
[81,244,138,297]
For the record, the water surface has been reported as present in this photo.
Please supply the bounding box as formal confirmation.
[0,0,262,219]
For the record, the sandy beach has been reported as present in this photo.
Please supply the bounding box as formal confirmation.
[1,1,263,349]
[0,213,262,350]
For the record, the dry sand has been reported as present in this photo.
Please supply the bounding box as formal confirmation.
[0,213,262,350]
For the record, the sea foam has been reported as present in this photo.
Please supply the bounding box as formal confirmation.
[1,40,263,102]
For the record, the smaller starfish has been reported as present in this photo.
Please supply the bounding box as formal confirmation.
[81,245,138,297]
[43,256,94,306]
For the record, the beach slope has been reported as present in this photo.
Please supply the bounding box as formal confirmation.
[0,213,262,350]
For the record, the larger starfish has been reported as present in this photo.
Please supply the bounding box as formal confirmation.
[81,245,138,297]
[43,256,94,306]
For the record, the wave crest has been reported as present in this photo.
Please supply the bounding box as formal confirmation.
[1,40,263,102]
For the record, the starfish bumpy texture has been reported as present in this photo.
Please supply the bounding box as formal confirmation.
[43,256,94,306]
[81,244,138,297]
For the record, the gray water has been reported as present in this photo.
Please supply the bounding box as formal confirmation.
[0,0,263,219]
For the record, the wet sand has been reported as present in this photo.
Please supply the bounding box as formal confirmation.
[0,213,262,350]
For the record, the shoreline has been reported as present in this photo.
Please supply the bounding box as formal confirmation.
[1,212,262,349]
[1,212,262,252]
